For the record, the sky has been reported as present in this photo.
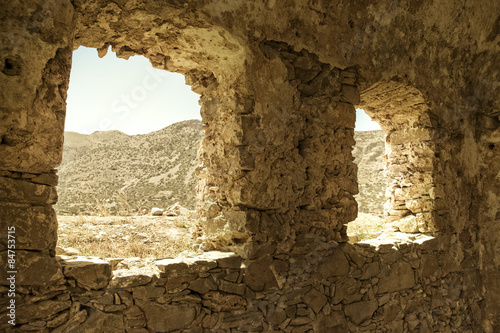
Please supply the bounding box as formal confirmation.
[65,47,381,134]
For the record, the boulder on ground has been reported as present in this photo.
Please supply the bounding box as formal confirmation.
[165,202,190,216]
[151,207,164,216]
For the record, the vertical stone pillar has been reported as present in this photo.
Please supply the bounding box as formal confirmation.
[197,41,359,268]
[0,1,74,329]
[478,114,500,331]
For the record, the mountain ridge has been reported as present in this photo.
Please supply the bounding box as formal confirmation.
[55,120,386,216]
[55,119,203,215]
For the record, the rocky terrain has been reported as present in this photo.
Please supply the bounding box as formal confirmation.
[56,121,386,217]
[55,120,203,215]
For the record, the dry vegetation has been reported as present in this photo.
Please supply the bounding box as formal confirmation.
[57,214,200,259]
[57,212,386,258]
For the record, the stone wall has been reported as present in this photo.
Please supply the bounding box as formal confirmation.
[1,0,499,331]
[0,236,477,332]
[198,41,359,255]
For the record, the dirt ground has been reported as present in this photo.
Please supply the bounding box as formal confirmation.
[56,212,384,259]
[56,214,201,259]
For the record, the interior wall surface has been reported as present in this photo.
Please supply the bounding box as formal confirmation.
[0,0,499,332]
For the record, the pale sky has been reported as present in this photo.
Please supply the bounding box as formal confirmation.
[65,47,381,134]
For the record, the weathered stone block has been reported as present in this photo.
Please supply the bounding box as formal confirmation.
[245,255,279,292]
[202,291,246,311]
[267,307,287,327]
[377,261,415,294]
[313,248,350,279]
[341,243,366,268]
[157,260,190,275]
[110,274,152,288]
[219,311,264,330]
[394,214,419,233]
[344,299,378,325]
[16,300,71,324]
[132,286,165,299]
[136,300,196,332]
[0,204,57,251]
[189,277,217,294]
[420,254,441,279]
[333,277,361,304]
[117,291,134,308]
[63,258,111,290]
[165,274,197,290]
[31,173,59,186]
[197,251,242,268]
[78,309,124,332]
[360,262,380,280]
[218,280,246,295]
[0,177,57,205]
[313,312,347,332]
[200,210,252,246]
[341,84,360,105]
[303,287,327,314]
[0,250,63,286]
[46,310,69,328]
[158,256,221,277]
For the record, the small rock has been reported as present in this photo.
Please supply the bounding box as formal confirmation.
[165,202,189,216]
[151,207,164,216]
[137,207,150,216]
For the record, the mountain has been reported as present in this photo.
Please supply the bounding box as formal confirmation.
[55,120,203,215]
[55,120,386,216]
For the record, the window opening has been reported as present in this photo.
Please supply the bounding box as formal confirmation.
[55,47,203,260]
[347,109,386,243]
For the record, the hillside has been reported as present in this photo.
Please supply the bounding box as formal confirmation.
[353,130,386,216]
[55,121,386,216]
[55,120,203,215]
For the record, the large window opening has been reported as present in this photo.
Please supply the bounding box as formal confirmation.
[55,47,203,260]
[347,109,386,243]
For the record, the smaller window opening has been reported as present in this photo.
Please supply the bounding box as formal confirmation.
[347,109,386,243]
[348,106,438,245]
[55,46,204,262]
